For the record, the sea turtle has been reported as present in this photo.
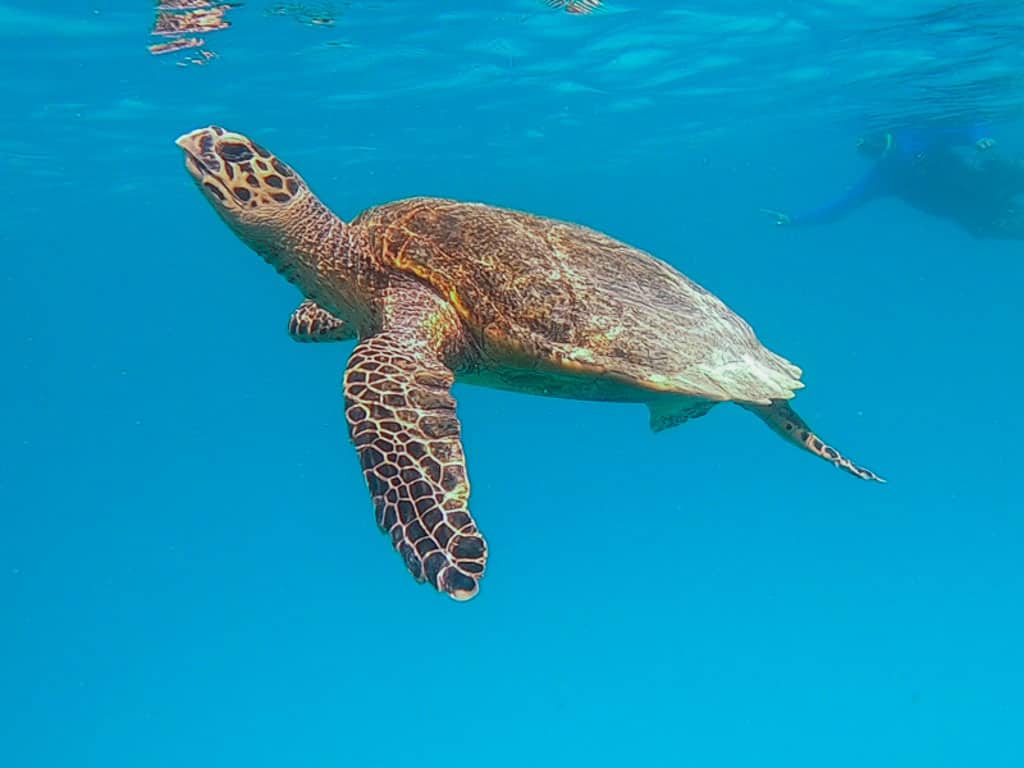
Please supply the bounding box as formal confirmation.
[176,126,883,601]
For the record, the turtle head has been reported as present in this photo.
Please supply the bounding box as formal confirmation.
[177,126,358,316]
[176,126,311,238]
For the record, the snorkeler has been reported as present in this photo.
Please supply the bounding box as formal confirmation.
[762,124,1024,240]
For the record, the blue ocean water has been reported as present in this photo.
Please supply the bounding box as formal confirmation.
[2,1,1023,765]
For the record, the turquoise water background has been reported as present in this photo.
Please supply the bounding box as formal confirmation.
[3,1,1023,765]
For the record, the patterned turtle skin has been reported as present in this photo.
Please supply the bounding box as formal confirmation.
[177,126,883,601]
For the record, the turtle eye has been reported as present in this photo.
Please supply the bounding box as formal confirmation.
[217,141,254,163]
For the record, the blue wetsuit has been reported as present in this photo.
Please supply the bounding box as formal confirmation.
[790,124,994,227]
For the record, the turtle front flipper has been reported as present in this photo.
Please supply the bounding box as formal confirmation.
[288,300,354,342]
[744,399,885,483]
[344,295,486,600]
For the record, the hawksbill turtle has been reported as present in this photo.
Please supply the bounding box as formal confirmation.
[176,126,883,601]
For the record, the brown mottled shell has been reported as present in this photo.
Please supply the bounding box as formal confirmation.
[352,197,803,404]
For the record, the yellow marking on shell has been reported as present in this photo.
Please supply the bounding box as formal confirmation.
[379,206,475,324]
[447,287,469,317]
[647,373,671,386]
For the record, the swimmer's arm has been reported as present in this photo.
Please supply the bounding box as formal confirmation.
[963,123,995,150]
[765,168,883,227]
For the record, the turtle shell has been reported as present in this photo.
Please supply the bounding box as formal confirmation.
[354,197,803,404]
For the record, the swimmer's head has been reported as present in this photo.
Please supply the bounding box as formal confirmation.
[856,131,895,160]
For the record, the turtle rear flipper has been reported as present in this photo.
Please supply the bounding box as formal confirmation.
[744,399,884,483]
[647,397,716,432]
[344,289,487,599]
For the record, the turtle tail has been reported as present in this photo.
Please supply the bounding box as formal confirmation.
[743,399,885,483]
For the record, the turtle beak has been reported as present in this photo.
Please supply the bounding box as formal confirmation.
[176,127,219,181]
[176,126,240,210]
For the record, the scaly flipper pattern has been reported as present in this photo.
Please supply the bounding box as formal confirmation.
[288,300,354,342]
[745,399,885,483]
[343,318,486,599]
